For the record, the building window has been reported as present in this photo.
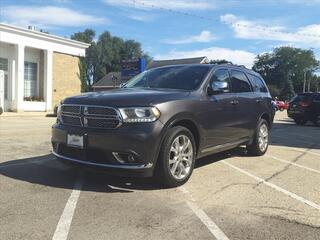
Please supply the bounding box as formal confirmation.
[24,61,38,98]
[0,58,9,100]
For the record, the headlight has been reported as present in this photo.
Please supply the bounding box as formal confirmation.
[56,104,62,123]
[119,107,161,123]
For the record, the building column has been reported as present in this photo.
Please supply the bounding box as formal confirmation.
[44,49,53,111]
[15,44,25,112]
[11,59,16,109]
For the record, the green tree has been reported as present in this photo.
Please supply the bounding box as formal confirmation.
[71,29,97,91]
[280,72,295,100]
[267,85,281,98]
[209,59,232,64]
[253,47,319,99]
[71,29,150,91]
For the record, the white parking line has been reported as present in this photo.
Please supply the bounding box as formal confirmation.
[265,154,320,174]
[52,172,83,240]
[222,161,320,211]
[270,145,320,157]
[179,187,230,240]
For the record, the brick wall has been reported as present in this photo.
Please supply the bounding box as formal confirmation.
[52,52,81,108]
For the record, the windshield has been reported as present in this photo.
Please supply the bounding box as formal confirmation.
[124,65,210,90]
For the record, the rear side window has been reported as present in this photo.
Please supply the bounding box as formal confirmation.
[230,70,252,93]
[247,74,268,93]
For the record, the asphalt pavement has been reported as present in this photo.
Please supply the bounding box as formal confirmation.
[0,111,319,240]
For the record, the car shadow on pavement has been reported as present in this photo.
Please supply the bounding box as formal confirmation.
[0,154,164,192]
[271,122,320,150]
[0,150,245,192]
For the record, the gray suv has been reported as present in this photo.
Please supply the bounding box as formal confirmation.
[52,64,274,187]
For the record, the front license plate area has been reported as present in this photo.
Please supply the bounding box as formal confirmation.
[67,134,84,149]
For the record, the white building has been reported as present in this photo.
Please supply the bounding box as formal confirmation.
[0,23,90,112]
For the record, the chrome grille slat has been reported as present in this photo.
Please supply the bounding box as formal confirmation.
[61,105,122,129]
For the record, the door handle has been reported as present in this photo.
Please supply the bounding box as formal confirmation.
[256,99,263,103]
[230,100,239,105]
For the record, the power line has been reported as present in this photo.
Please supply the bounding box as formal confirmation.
[132,0,320,39]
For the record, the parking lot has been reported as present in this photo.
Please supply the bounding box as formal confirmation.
[0,111,319,240]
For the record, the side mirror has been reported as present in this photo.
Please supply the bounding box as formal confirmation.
[207,81,229,95]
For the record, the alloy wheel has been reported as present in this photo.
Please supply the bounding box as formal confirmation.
[258,123,269,152]
[168,135,193,180]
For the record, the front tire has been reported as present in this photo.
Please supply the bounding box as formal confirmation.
[247,119,270,156]
[155,126,196,187]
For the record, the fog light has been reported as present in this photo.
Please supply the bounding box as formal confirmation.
[127,154,135,163]
[112,152,138,164]
[113,152,126,164]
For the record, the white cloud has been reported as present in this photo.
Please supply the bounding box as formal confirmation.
[162,30,216,44]
[154,47,256,68]
[127,13,154,22]
[2,6,108,28]
[220,14,320,47]
[103,0,215,10]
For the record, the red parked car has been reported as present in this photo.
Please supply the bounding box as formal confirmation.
[275,100,289,111]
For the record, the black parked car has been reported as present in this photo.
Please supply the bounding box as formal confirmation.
[52,64,274,187]
[287,92,320,126]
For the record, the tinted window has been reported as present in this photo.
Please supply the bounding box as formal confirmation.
[230,70,252,93]
[291,94,313,103]
[124,65,210,90]
[210,68,231,91]
[247,74,268,92]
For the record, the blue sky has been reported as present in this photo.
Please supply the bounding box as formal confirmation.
[1,0,320,67]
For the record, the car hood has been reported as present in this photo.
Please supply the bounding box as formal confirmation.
[62,88,190,107]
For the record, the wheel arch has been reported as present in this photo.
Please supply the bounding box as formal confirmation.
[259,112,272,128]
[160,113,203,157]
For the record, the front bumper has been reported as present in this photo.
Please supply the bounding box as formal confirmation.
[51,121,165,177]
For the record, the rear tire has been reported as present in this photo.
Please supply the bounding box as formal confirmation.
[154,126,196,187]
[247,119,269,156]
[294,118,307,125]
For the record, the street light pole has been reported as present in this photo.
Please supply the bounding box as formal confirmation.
[303,70,307,93]
[308,75,311,92]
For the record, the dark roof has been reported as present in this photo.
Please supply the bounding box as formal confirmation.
[147,56,208,69]
[93,72,122,88]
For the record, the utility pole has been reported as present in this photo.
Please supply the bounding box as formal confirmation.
[303,70,307,93]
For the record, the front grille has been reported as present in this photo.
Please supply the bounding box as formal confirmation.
[86,118,120,129]
[86,106,118,116]
[61,105,121,129]
[62,115,82,126]
[61,105,81,114]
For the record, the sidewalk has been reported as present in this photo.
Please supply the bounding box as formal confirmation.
[0,111,54,117]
